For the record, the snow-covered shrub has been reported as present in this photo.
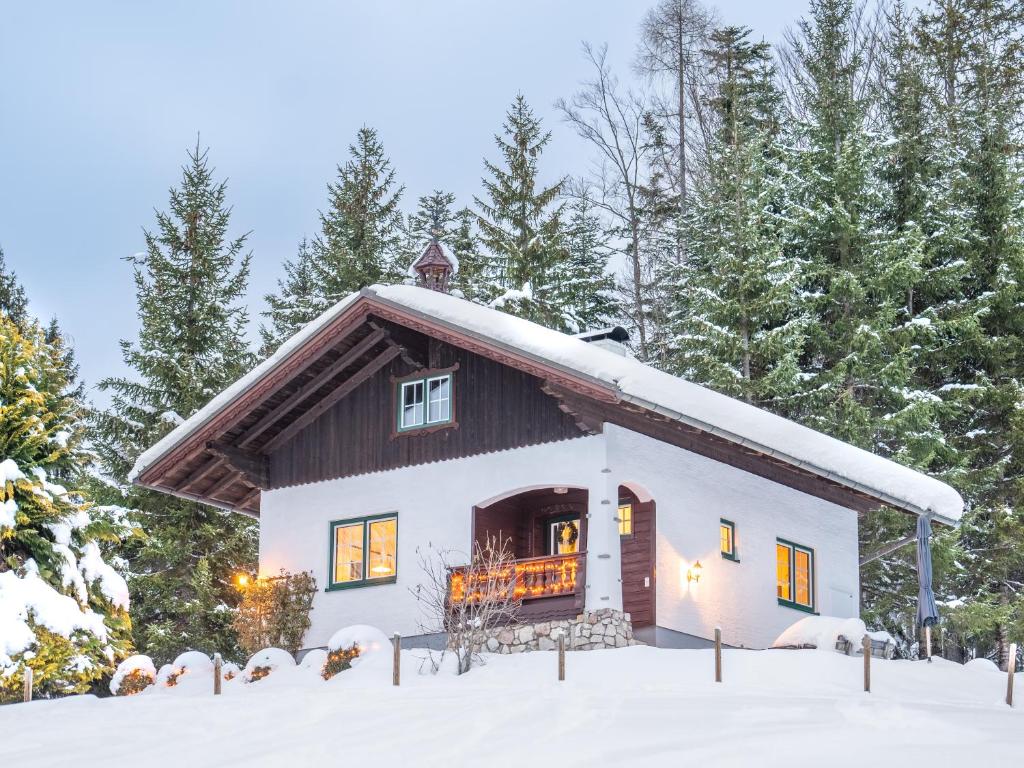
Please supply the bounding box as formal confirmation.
[110,655,156,696]
[158,651,213,687]
[0,316,134,701]
[772,616,868,651]
[243,647,295,683]
[299,648,327,674]
[233,570,317,656]
[322,625,389,680]
[221,661,241,681]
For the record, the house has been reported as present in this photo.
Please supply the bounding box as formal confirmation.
[130,243,963,652]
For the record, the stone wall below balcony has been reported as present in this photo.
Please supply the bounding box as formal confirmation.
[483,608,636,654]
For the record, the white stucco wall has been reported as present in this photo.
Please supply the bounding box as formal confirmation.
[605,424,861,649]
[259,435,610,649]
[260,424,861,652]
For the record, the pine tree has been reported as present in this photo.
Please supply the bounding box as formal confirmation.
[782,0,923,449]
[310,126,405,301]
[917,0,1024,668]
[408,190,458,245]
[259,239,319,356]
[475,95,570,328]
[552,192,617,333]
[665,28,805,408]
[449,207,488,301]
[93,142,257,663]
[0,246,29,329]
[0,315,134,700]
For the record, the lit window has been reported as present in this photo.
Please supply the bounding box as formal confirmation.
[549,517,580,555]
[398,373,454,431]
[720,519,737,560]
[618,501,633,536]
[329,515,398,589]
[776,539,814,611]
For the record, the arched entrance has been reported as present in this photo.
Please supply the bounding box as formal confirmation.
[618,484,656,628]
[471,486,588,621]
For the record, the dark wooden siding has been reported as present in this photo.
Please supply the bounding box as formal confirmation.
[268,341,586,488]
[619,487,655,628]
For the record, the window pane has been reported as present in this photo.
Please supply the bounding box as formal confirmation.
[618,503,633,536]
[776,543,791,600]
[334,523,364,583]
[721,523,733,555]
[368,518,397,578]
[795,549,812,606]
[401,381,424,428]
[427,376,451,423]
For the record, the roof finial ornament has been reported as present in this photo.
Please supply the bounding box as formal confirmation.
[411,237,457,294]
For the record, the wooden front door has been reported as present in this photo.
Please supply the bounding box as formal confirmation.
[618,488,655,628]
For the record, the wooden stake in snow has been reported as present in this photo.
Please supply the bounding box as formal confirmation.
[1007,643,1017,708]
[23,666,32,703]
[863,635,871,693]
[558,634,566,682]
[925,624,933,663]
[393,633,401,687]
[213,653,222,695]
[714,627,722,683]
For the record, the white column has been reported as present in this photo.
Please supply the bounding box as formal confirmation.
[584,466,623,612]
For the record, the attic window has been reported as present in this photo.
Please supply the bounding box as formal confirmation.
[397,372,453,432]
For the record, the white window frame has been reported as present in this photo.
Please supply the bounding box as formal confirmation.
[398,372,453,432]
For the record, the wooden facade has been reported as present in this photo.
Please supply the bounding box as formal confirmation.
[268,338,587,488]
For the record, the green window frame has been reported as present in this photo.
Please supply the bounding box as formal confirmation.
[397,372,453,432]
[720,518,738,561]
[776,537,815,613]
[327,513,398,591]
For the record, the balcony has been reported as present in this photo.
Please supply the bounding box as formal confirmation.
[448,552,586,622]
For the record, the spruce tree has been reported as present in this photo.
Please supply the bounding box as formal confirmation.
[311,126,405,301]
[553,192,617,333]
[0,314,134,700]
[0,246,29,329]
[259,239,319,356]
[475,95,571,328]
[666,28,805,408]
[93,142,257,663]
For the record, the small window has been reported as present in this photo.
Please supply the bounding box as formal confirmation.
[776,539,814,612]
[618,501,633,536]
[548,517,581,555]
[329,515,398,590]
[397,372,454,432]
[720,519,737,561]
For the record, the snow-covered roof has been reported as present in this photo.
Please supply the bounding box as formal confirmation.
[131,284,963,525]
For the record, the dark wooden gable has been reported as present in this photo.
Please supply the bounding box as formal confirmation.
[267,329,590,488]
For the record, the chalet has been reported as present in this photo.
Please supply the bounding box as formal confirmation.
[130,242,963,652]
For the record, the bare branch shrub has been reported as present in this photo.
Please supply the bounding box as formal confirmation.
[412,536,521,675]
[233,570,317,656]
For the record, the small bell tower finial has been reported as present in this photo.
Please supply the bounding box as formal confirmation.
[411,237,456,293]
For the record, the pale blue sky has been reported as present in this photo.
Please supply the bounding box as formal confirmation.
[0,1,812,400]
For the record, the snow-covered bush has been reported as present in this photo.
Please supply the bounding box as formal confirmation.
[772,616,868,651]
[299,648,327,674]
[110,654,156,696]
[0,316,134,701]
[322,625,389,680]
[243,647,295,683]
[222,661,241,681]
[158,651,213,687]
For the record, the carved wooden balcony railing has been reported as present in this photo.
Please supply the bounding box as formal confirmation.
[448,552,585,604]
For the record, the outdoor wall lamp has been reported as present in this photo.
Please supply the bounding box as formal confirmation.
[687,561,703,584]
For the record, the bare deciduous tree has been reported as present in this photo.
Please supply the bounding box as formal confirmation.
[412,536,521,675]
[557,43,662,359]
[635,0,717,243]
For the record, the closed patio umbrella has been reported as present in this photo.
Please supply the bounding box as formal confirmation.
[916,514,939,660]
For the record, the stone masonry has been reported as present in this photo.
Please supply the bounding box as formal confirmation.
[483,608,636,654]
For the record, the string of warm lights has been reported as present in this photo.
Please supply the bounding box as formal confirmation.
[449,555,580,603]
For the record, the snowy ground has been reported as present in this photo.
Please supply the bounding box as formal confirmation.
[3,646,1021,767]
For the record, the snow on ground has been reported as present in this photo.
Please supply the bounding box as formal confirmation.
[2,645,1021,767]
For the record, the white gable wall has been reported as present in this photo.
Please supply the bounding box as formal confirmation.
[259,435,608,649]
[606,424,860,649]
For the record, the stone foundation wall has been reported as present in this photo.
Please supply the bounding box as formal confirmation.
[483,609,636,654]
